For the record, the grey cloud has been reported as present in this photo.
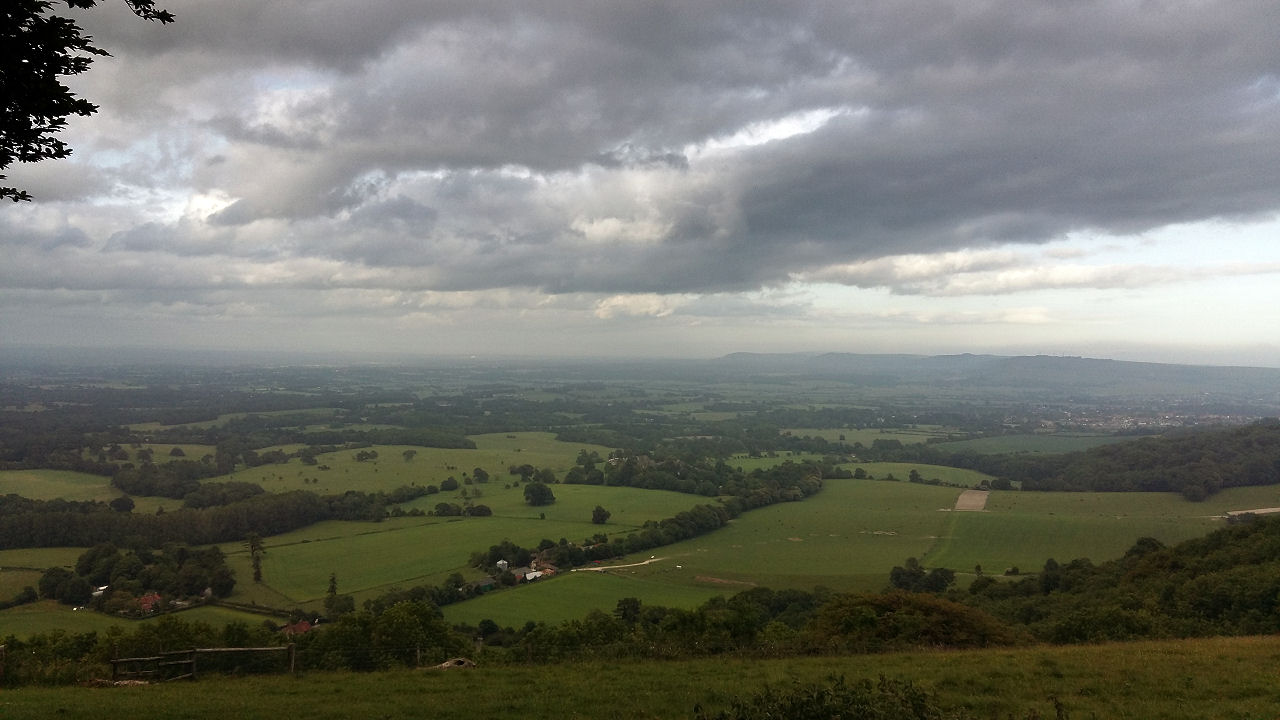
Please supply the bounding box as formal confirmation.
[105,222,174,251]
[16,1,1280,297]
[3,225,93,252]
[206,200,258,227]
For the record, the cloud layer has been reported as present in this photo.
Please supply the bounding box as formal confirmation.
[3,0,1280,360]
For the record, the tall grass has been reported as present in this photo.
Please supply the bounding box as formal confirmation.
[1,636,1276,719]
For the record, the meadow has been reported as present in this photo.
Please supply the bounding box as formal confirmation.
[0,599,271,638]
[0,469,127,503]
[854,461,993,486]
[2,636,1277,719]
[222,433,614,495]
[443,570,725,626]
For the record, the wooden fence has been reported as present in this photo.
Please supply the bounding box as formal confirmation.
[111,644,295,682]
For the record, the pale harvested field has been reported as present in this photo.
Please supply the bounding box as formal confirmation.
[953,489,990,511]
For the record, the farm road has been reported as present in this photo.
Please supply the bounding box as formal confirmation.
[571,557,667,572]
[953,490,989,512]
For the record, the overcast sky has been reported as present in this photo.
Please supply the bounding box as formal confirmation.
[4,1,1280,366]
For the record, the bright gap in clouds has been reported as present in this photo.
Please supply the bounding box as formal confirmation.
[687,106,855,156]
[790,214,1280,361]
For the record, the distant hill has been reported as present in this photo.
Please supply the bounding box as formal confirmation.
[713,352,1280,402]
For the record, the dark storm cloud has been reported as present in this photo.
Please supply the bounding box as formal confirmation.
[18,0,1280,298]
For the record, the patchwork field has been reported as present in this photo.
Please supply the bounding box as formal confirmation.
[444,477,1256,626]
[3,444,1264,637]
[215,484,709,605]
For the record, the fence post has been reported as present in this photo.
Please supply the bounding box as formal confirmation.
[288,643,296,675]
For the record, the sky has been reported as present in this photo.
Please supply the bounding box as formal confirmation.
[3,1,1280,366]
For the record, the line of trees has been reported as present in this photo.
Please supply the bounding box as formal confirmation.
[0,485,428,549]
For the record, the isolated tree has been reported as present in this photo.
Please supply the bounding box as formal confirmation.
[614,596,641,626]
[523,481,555,506]
[402,449,417,462]
[591,505,611,524]
[245,532,265,582]
[324,572,354,617]
[2,0,174,201]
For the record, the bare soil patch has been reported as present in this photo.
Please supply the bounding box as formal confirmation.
[953,489,990,512]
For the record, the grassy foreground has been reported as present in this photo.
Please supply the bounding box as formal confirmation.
[2,636,1278,719]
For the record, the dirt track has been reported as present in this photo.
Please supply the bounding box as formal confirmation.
[571,557,667,572]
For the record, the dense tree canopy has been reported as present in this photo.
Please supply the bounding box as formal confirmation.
[523,481,555,506]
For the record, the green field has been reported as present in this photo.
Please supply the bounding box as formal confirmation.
[404,482,709,525]
[852,462,994,487]
[0,599,272,638]
[453,476,1252,624]
[222,433,614,495]
[931,433,1128,454]
[443,570,724,626]
[1,636,1277,719]
[617,479,963,593]
[0,469,124,503]
[0,568,41,597]
[924,485,1279,573]
[0,547,84,570]
[728,453,831,472]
